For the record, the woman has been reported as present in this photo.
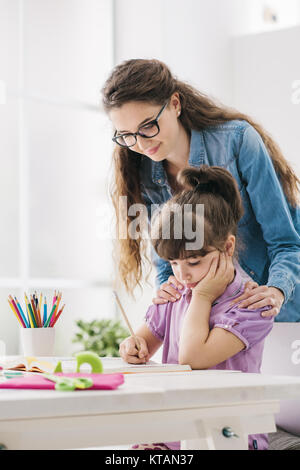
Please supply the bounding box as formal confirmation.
[102,58,300,322]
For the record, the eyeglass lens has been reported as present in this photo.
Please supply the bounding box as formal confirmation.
[115,121,159,147]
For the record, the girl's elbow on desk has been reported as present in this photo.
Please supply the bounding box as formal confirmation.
[178,356,207,370]
[178,348,208,370]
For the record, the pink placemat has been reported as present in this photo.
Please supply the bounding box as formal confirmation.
[0,373,124,390]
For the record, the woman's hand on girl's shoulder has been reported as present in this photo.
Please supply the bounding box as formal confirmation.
[229,282,284,317]
[152,275,183,305]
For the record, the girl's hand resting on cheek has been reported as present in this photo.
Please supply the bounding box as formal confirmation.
[152,275,183,305]
[192,252,235,304]
[119,336,150,364]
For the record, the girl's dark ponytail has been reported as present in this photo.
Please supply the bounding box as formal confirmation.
[151,165,246,261]
[177,165,244,225]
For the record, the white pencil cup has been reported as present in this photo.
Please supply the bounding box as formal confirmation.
[20,328,56,356]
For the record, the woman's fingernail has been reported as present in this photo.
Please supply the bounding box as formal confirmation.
[176,294,181,299]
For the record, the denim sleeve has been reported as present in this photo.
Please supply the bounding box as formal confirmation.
[238,126,300,304]
[141,190,174,289]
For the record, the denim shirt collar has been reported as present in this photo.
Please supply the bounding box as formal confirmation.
[151,129,206,185]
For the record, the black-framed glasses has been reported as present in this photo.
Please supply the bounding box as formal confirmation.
[112,101,168,148]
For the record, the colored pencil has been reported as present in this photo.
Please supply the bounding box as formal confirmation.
[7,299,24,327]
[50,291,62,327]
[13,296,30,328]
[34,294,42,327]
[24,293,34,328]
[25,293,38,328]
[43,296,47,326]
[8,296,27,328]
[8,291,65,328]
[34,292,42,327]
[38,292,42,320]
[44,300,57,328]
[52,304,65,327]
[113,290,141,352]
[52,290,57,308]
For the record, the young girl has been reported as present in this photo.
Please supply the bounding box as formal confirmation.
[119,166,274,451]
[102,58,300,322]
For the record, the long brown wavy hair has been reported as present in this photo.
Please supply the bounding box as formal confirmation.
[102,58,300,297]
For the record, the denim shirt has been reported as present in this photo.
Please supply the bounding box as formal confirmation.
[139,120,300,322]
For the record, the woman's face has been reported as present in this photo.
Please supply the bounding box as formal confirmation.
[109,94,182,161]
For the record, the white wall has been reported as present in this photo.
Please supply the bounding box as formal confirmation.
[230,0,300,35]
[233,26,300,176]
[0,0,114,355]
[114,0,240,105]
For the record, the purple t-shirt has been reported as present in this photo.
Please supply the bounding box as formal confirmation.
[145,262,274,450]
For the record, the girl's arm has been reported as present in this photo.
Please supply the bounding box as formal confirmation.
[179,252,250,369]
[178,294,245,369]
[135,323,163,358]
[119,322,163,364]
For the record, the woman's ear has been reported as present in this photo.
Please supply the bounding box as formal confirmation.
[169,92,181,115]
[225,235,235,257]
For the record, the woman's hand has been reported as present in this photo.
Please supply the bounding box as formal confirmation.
[192,252,235,303]
[119,336,150,364]
[229,285,284,317]
[152,275,183,305]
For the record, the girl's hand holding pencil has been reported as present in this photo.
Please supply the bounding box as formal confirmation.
[112,290,149,364]
[7,290,65,328]
[119,336,150,364]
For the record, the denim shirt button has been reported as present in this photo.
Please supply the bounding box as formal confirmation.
[157,179,161,184]
[250,270,255,276]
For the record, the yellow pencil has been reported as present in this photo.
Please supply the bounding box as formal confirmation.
[24,293,35,328]
[7,299,23,327]
[38,292,43,316]
[113,290,141,352]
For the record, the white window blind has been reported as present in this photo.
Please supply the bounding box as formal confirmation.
[0,0,115,354]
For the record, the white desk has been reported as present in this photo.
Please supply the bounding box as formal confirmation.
[1,369,300,450]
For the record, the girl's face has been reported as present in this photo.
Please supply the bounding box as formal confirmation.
[169,237,235,289]
[109,94,182,162]
[169,249,220,289]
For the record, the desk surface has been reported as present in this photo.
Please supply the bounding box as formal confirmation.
[1,370,300,421]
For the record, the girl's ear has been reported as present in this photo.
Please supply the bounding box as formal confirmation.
[225,235,235,257]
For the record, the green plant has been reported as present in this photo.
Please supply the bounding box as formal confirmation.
[72,318,129,357]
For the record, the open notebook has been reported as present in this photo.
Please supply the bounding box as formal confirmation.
[0,356,191,374]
